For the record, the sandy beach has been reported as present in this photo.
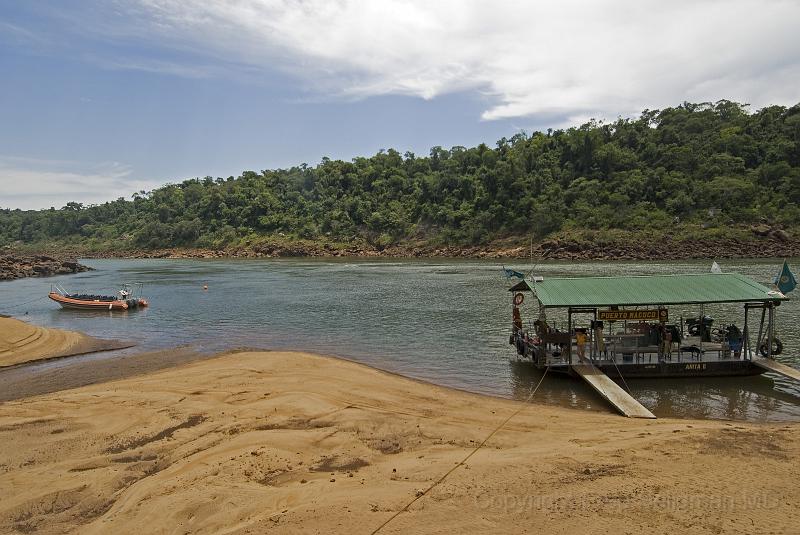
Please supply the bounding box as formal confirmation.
[1,334,798,534]
[0,316,133,368]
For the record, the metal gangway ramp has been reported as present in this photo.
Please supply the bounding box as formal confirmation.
[572,363,656,419]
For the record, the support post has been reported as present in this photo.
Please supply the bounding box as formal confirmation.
[568,308,573,365]
[592,308,597,362]
[699,304,704,359]
[767,302,775,359]
[756,305,767,358]
[743,304,750,361]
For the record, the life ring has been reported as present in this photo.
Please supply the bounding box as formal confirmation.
[513,293,524,306]
[759,337,783,357]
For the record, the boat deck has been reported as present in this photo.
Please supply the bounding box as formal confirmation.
[518,335,764,378]
[536,340,750,366]
[542,350,751,367]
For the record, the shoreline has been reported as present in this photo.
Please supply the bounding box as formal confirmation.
[1,348,798,534]
[3,317,799,422]
[7,228,798,264]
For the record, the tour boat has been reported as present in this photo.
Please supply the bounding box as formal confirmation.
[507,272,790,378]
[505,270,799,418]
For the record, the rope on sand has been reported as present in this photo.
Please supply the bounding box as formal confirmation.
[369,366,551,534]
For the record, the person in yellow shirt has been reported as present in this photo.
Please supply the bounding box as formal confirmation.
[576,328,588,360]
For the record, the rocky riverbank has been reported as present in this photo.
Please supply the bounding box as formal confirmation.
[8,225,798,262]
[0,253,92,281]
[40,236,800,261]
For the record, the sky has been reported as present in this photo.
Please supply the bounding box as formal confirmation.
[1,0,799,210]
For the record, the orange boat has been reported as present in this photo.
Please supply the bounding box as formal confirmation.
[48,284,149,311]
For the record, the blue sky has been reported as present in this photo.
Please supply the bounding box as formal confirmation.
[2,0,799,210]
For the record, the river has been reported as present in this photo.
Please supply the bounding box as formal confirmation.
[2,257,798,421]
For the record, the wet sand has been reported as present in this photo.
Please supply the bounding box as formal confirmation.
[1,349,798,534]
[0,316,133,368]
[0,345,214,402]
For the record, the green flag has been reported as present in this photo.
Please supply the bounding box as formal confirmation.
[502,266,525,280]
[774,260,797,294]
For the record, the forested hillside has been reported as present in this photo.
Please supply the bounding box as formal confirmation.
[2,100,799,254]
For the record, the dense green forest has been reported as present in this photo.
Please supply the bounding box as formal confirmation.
[2,100,799,252]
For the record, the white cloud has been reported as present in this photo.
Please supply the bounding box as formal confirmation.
[0,21,44,44]
[0,156,161,210]
[118,0,800,122]
[84,55,217,79]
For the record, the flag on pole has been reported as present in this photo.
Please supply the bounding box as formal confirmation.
[774,260,797,294]
[711,261,722,274]
[502,266,525,280]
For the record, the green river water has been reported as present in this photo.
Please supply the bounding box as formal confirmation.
[1,257,798,421]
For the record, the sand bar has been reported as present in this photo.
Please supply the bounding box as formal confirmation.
[1,349,798,534]
[0,316,133,368]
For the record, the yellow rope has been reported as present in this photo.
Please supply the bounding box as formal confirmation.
[369,365,550,534]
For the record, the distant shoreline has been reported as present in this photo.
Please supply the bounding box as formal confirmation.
[10,233,797,263]
[3,227,798,278]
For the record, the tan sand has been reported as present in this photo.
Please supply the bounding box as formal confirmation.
[0,316,132,368]
[0,350,798,534]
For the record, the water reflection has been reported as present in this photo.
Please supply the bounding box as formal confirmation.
[630,374,798,421]
[508,356,800,421]
[508,359,605,411]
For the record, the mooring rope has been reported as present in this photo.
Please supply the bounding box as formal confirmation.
[610,356,632,393]
[369,365,550,535]
[1,295,47,312]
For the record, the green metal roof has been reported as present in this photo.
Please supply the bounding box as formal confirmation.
[510,273,786,308]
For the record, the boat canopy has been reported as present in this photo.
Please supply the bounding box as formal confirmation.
[509,273,787,308]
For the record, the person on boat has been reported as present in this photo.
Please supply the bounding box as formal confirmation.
[119,288,130,299]
[592,320,605,357]
[534,317,553,349]
[534,315,551,334]
[727,325,743,358]
[575,328,587,360]
[512,306,522,332]
[661,324,673,360]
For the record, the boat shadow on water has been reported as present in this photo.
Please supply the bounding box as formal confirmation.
[50,308,148,318]
[508,358,800,421]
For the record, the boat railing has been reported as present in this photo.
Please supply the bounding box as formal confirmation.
[51,283,69,296]
[120,282,146,300]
